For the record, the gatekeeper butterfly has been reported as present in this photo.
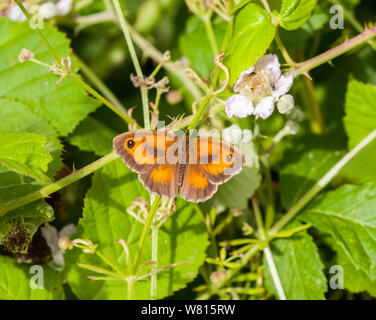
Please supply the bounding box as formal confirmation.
[113,130,245,203]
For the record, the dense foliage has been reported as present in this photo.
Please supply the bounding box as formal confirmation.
[0,0,375,300]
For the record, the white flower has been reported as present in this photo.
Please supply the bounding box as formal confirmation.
[226,54,294,120]
[41,223,76,271]
[225,94,254,118]
[254,96,274,119]
[9,2,27,21]
[56,0,73,16]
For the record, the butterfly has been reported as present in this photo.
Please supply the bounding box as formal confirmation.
[113,130,245,203]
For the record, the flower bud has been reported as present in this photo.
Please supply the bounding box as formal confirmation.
[277,94,294,114]
[18,48,34,63]
[166,90,182,105]
[284,120,299,135]
[223,124,243,144]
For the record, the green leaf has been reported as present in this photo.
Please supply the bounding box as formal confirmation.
[279,0,318,31]
[0,165,54,252]
[300,184,376,280]
[280,135,344,209]
[0,255,64,300]
[179,16,226,77]
[213,167,260,210]
[341,79,376,183]
[280,7,329,49]
[69,117,117,156]
[0,18,100,136]
[0,131,52,183]
[0,98,62,177]
[336,245,376,297]
[225,3,275,85]
[66,159,208,299]
[264,222,327,300]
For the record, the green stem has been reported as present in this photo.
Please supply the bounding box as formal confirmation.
[0,152,119,216]
[70,73,138,126]
[151,224,158,300]
[269,128,376,236]
[203,14,218,55]
[111,0,150,129]
[74,54,128,115]
[261,157,275,231]
[288,26,376,76]
[132,197,161,273]
[188,95,213,130]
[274,27,296,66]
[15,0,61,65]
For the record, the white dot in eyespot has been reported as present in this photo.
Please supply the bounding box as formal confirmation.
[192,185,195,189]
[164,181,167,185]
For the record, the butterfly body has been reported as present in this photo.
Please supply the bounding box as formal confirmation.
[113,130,245,203]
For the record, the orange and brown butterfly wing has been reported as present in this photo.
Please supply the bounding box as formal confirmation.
[113,130,180,198]
[113,130,178,171]
[179,164,217,203]
[189,137,245,184]
[139,164,179,198]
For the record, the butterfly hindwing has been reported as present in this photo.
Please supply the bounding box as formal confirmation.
[139,164,179,198]
[180,164,217,203]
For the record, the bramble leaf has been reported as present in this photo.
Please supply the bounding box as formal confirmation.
[264,222,326,300]
[0,131,52,183]
[0,255,64,300]
[69,117,118,156]
[0,18,100,136]
[300,184,376,280]
[279,0,318,31]
[341,79,376,183]
[280,135,344,209]
[225,3,275,85]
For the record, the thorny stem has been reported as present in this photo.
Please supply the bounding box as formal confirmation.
[14,0,137,127]
[70,73,138,127]
[74,54,128,114]
[0,152,120,216]
[188,95,213,130]
[328,0,376,50]
[287,26,376,76]
[111,0,150,129]
[269,128,376,236]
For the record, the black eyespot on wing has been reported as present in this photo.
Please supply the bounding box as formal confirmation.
[127,139,135,149]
